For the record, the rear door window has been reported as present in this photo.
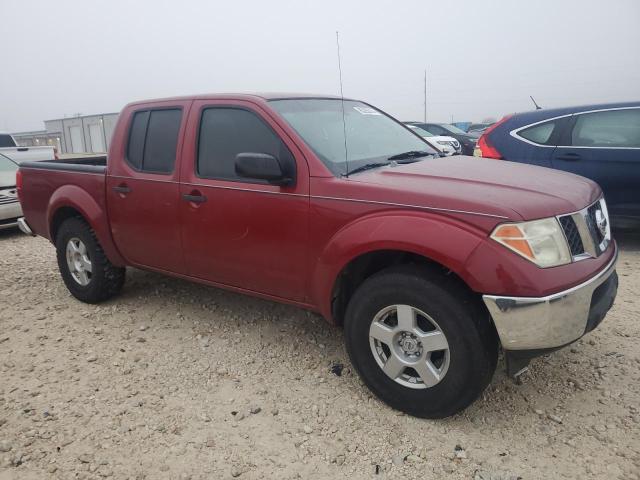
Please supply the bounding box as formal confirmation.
[126,108,182,173]
[570,109,640,148]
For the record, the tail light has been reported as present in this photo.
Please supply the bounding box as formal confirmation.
[16,169,23,202]
[474,115,512,159]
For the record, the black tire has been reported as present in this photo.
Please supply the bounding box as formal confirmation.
[344,264,498,418]
[55,217,125,303]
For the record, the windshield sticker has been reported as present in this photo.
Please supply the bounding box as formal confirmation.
[353,106,381,115]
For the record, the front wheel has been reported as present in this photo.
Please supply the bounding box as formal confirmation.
[344,265,498,418]
[55,217,125,303]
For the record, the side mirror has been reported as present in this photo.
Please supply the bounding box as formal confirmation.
[235,152,293,186]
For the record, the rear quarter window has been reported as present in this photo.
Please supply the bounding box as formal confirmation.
[517,121,557,145]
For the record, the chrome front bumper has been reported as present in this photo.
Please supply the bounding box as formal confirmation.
[0,202,22,230]
[483,247,618,351]
[17,217,34,236]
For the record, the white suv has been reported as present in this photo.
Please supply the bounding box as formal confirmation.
[405,124,461,156]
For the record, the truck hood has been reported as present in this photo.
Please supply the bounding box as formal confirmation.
[0,170,17,189]
[350,156,600,221]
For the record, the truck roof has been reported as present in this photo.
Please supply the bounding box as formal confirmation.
[125,92,357,107]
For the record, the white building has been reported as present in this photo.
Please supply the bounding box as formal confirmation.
[13,112,119,154]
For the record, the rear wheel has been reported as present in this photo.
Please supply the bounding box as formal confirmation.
[344,265,498,418]
[55,217,125,303]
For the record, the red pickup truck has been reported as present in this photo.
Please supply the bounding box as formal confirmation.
[17,94,618,418]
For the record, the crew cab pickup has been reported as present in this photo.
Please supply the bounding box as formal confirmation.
[0,132,56,163]
[17,94,618,418]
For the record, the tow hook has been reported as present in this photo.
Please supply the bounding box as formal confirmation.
[505,351,531,383]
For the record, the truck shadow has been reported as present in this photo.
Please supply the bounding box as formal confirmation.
[0,227,22,241]
[121,266,338,347]
[614,227,640,251]
[116,264,608,426]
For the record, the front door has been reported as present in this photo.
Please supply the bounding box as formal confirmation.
[552,107,640,218]
[106,103,190,273]
[179,100,309,301]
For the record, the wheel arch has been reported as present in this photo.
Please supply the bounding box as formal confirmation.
[310,211,488,325]
[47,185,126,266]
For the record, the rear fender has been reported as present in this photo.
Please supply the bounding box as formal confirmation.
[310,211,487,322]
[47,185,125,266]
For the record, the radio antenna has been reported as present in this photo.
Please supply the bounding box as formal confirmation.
[336,31,349,177]
[530,95,542,110]
[424,69,427,122]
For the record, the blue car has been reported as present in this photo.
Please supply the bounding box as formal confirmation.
[474,102,640,224]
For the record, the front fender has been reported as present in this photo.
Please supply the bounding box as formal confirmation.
[310,210,487,321]
[47,185,125,266]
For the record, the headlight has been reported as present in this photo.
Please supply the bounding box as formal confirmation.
[491,217,571,268]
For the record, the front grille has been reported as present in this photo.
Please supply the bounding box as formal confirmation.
[0,194,18,206]
[559,215,584,256]
[0,216,19,226]
[558,198,610,261]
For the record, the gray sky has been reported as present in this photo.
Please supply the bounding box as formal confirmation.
[1,0,639,132]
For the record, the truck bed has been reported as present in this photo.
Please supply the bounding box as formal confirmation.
[19,156,108,241]
[20,156,107,173]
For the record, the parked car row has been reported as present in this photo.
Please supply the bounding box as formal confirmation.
[467,122,495,135]
[405,124,461,156]
[405,122,480,155]
[474,101,640,225]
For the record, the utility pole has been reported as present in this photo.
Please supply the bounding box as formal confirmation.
[423,69,427,122]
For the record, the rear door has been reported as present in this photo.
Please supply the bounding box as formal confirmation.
[106,101,191,273]
[552,107,640,218]
[178,100,310,301]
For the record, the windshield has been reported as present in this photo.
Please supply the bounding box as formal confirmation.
[407,125,434,137]
[270,99,437,175]
[439,124,467,135]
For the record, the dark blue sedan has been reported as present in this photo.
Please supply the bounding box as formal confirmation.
[474,102,640,224]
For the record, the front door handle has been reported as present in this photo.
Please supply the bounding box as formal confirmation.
[182,191,207,204]
[113,184,131,194]
[555,153,581,161]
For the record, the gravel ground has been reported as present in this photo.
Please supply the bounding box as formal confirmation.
[1,228,639,480]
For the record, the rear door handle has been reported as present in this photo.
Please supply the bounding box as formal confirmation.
[182,192,207,204]
[113,184,131,194]
[555,153,581,161]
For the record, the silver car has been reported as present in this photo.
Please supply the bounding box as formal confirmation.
[0,153,21,230]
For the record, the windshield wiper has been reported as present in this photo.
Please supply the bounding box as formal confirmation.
[387,150,433,161]
[344,161,390,176]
